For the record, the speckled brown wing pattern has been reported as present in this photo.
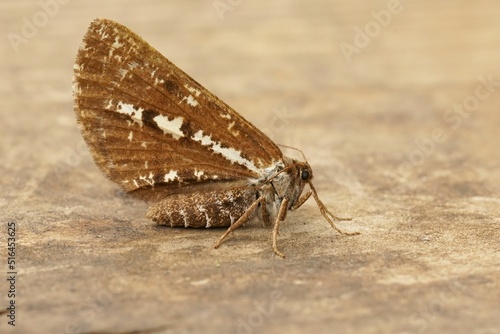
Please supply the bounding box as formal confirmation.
[73,18,283,201]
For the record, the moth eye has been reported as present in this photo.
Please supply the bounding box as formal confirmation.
[301,169,310,181]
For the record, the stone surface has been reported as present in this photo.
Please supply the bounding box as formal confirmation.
[1,1,499,333]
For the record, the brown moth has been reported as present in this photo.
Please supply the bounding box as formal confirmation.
[73,18,358,257]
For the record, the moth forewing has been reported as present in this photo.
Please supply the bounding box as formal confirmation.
[73,18,358,258]
[73,18,283,199]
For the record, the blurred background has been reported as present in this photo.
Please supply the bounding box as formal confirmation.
[2,1,499,185]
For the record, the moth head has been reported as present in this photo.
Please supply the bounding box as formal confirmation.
[270,147,317,210]
[270,158,312,207]
[287,159,313,186]
[277,145,312,183]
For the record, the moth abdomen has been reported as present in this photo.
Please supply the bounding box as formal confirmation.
[147,187,257,228]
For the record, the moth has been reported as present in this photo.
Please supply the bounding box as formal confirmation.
[73,18,358,257]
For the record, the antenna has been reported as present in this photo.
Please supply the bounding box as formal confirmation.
[277,143,307,161]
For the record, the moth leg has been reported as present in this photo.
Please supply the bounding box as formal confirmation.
[259,184,274,227]
[291,190,312,211]
[214,197,263,249]
[272,198,289,258]
[308,182,360,236]
[261,196,272,227]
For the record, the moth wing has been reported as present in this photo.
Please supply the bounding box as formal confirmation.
[73,18,283,201]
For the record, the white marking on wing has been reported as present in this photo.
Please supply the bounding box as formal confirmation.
[194,170,204,180]
[96,25,108,39]
[108,37,122,58]
[192,129,212,145]
[118,68,128,80]
[184,84,201,97]
[183,95,199,107]
[117,101,143,126]
[128,61,139,70]
[164,170,178,182]
[139,172,155,186]
[153,114,184,139]
[191,130,259,173]
[227,121,239,136]
[154,77,164,85]
[180,210,188,227]
[105,99,113,109]
[205,213,212,228]
[128,131,133,142]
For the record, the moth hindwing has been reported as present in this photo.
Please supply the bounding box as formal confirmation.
[73,18,358,257]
